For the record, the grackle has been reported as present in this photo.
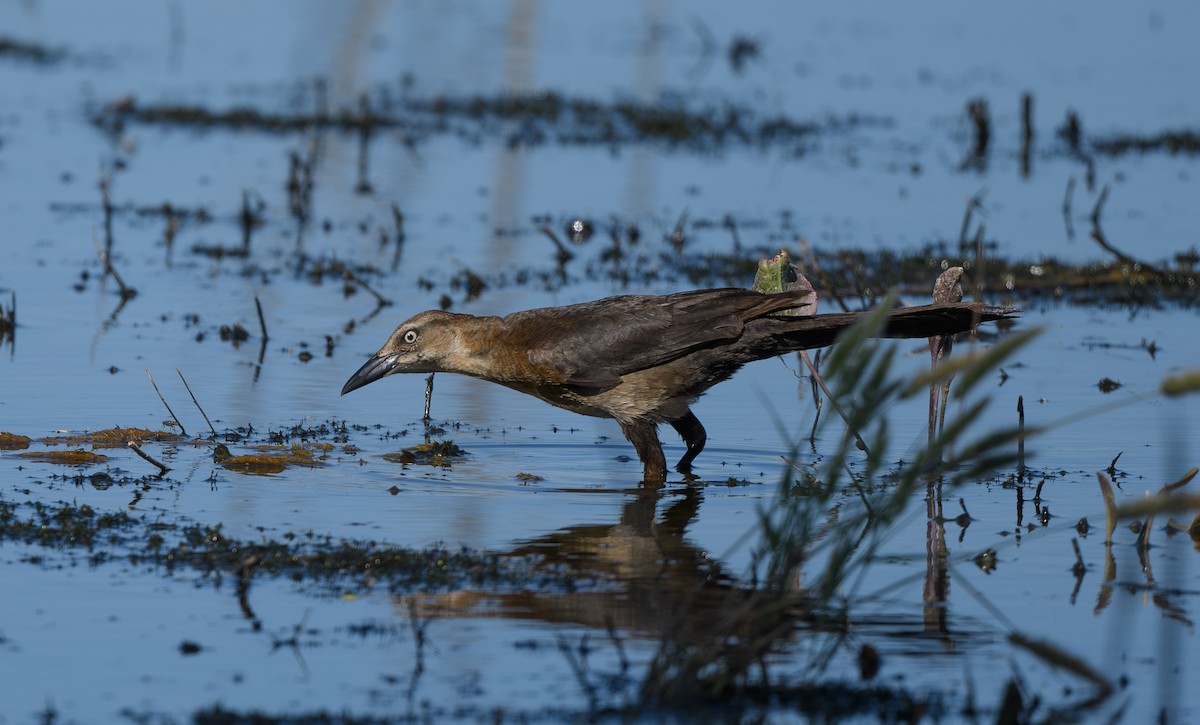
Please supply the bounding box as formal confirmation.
[342,287,1014,482]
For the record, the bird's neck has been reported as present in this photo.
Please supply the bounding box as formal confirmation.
[438,315,511,379]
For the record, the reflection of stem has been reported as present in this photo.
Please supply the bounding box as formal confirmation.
[332,259,393,308]
[404,598,429,713]
[93,228,137,301]
[1094,542,1115,614]
[1017,395,1026,480]
[923,475,950,637]
[1069,538,1085,606]
[1062,175,1076,241]
[798,349,868,455]
[253,337,267,384]
[1088,185,1163,275]
[237,556,262,630]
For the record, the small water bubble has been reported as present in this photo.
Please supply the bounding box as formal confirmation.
[566,218,593,243]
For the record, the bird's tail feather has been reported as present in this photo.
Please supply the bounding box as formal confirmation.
[762,301,1017,353]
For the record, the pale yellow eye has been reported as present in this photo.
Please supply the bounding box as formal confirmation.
[403,330,418,344]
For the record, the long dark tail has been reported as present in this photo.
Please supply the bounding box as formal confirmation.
[759,301,1017,354]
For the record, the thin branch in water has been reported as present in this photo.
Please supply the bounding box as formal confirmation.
[177,367,216,435]
[145,368,187,436]
[254,296,269,341]
[1106,450,1122,478]
[1017,395,1025,479]
[127,440,170,475]
[254,336,267,385]
[799,349,868,454]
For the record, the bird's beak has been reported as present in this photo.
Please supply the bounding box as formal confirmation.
[341,353,399,395]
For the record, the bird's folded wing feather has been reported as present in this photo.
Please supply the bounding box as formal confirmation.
[515,290,783,391]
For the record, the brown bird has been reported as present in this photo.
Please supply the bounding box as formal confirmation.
[342,287,1014,482]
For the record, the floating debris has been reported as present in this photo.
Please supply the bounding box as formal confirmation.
[0,432,31,450]
[383,439,467,467]
[17,449,110,465]
[213,443,322,475]
[39,427,181,449]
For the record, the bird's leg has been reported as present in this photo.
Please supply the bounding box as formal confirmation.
[619,420,667,483]
[928,267,965,447]
[928,334,953,445]
[938,357,953,438]
[670,411,707,475]
[928,337,942,447]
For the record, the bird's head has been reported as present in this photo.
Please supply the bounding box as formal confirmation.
[341,310,472,395]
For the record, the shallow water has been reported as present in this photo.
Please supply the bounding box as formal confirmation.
[1,2,1199,723]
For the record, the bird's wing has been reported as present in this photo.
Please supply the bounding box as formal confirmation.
[514,289,799,391]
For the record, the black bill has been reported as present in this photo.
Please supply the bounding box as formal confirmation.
[341,353,399,395]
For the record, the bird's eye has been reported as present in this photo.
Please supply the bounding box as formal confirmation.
[403,330,418,344]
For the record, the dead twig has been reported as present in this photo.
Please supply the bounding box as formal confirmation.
[146,368,187,436]
[1017,395,1026,479]
[177,368,216,435]
[127,440,170,475]
[254,296,269,342]
[798,350,868,454]
[1106,451,1122,478]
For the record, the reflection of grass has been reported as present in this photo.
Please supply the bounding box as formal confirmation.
[0,497,540,592]
[632,297,1061,718]
[627,309,1200,720]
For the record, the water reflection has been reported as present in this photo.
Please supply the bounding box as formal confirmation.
[404,484,768,637]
